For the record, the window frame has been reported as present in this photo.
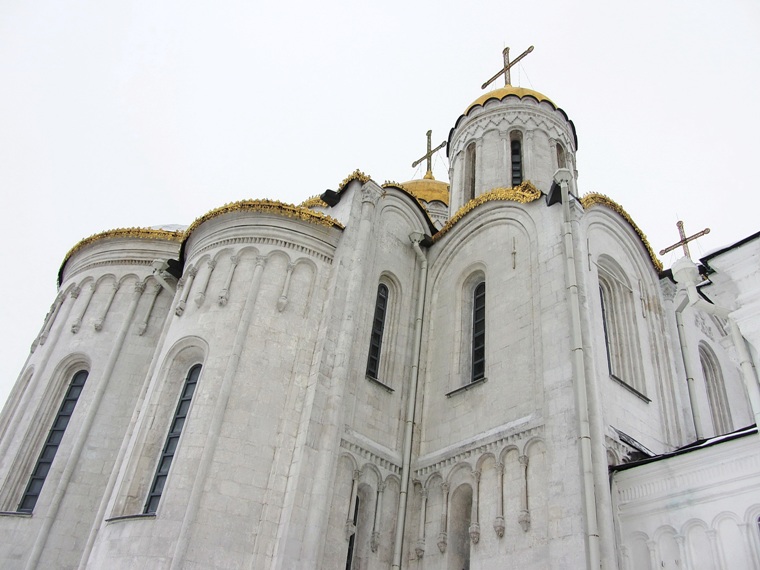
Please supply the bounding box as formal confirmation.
[143,363,202,514]
[17,369,89,513]
[365,283,389,381]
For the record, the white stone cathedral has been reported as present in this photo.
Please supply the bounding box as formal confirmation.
[1,75,759,570]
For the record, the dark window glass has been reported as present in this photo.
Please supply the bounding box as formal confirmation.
[144,364,201,514]
[366,284,389,380]
[472,282,486,381]
[18,370,88,513]
[345,496,360,570]
[465,143,477,202]
[599,285,614,375]
[511,139,523,186]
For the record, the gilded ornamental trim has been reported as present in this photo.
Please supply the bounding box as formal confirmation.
[62,227,184,269]
[580,193,663,272]
[433,181,542,241]
[184,199,344,239]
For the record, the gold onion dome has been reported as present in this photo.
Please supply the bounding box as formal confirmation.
[402,172,450,206]
[465,85,555,115]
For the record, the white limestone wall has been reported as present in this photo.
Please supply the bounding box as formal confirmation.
[448,96,576,215]
[410,198,589,569]
[86,212,342,569]
[0,236,179,569]
[583,209,684,454]
[612,433,760,570]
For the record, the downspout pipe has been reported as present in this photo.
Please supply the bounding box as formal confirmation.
[555,169,601,570]
[391,233,428,570]
[671,257,760,432]
[674,294,705,439]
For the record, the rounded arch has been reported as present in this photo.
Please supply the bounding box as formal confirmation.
[445,461,474,486]
[698,341,732,435]
[94,273,118,288]
[498,444,520,466]
[360,462,382,488]
[475,451,496,472]
[423,471,443,491]
[338,451,359,474]
[523,436,546,457]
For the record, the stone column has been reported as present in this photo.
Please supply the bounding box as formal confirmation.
[493,462,505,538]
[175,266,197,316]
[469,471,481,544]
[370,481,385,552]
[170,256,267,570]
[137,283,162,336]
[437,482,449,553]
[71,282,95,334]
[346,470,360,541]
[194,259,216,307]
[518,455,530,532]
[218,254,239,306]
[706,529,723,570]
[94,281,120,331]
[646,540,658,570]
[416,487,427,558]
[277,262,295,312]
[37,293,65,346]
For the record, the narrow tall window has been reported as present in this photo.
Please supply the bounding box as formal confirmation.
[699,344,732,435]
[345,496,360,570]
[464,142,476,202]
[18,370,88,513]
[556,143,566,169]
[472,282,486,382]
[597,259,645,397]
[366,284,389,380]
[511,139,523,185]
[599,285,614,376]
[144,364,201,514]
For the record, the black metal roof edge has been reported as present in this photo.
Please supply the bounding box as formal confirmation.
[609,424,757,473]
[700,229,760,267]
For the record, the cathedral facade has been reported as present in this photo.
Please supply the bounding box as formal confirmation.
[0,80,758,569]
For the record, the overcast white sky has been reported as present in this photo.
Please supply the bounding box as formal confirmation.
[1,1,759,408]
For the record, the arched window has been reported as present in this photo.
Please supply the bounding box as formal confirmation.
[597,259,646,398]
[472,282,486,382]
[511,137,523,186]
[699,343,732,435]
[144,364,201,514]
[448,484,472,570]
[18,369,88,513]
[366,284,389,380]
[464,142,476,202]
[556,143,566,169]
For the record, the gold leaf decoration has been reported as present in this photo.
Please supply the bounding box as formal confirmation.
[337,169,371,192]
[62,227,184,268]
[580,193,663,272]
[433,181,542,241]
[184,199,344,238]
[300,195,329,208]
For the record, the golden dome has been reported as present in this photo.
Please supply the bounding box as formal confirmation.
[465,86,555,115]
[402,174,449,206]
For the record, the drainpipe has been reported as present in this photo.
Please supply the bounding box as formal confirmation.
[554,169,601,569]
[674,294,705,439]
[391,233,428,570]
[671,257,760,431]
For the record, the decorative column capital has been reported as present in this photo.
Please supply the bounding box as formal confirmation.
[230,254,240,266]
[415,540,425,559]
[70,286,81,299]
[469,522,481,544]
[473,470,481,483]
[493,516,505,538]
[518,454,529,466]
[255,255,267,268]
[436,532,447,553]
[134,281,146,294]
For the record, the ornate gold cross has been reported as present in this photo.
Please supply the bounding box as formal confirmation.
[659,220,711,259]
[411,130,446,180]
[482,45,534,90]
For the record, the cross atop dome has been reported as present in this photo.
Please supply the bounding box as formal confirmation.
[411,130,446,180]
[482,45,534,90]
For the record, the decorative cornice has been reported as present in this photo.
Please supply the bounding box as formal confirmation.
[339,438,402,475]
[184,199,344,241]
[414,422,543,478]
[190,236,334,265]
[62,228,183,271]
[581,193,663,272]
[433,181,542,242]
